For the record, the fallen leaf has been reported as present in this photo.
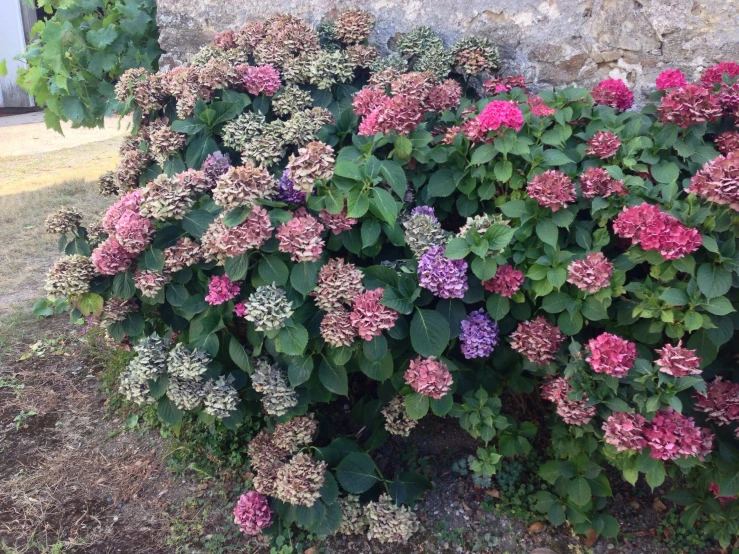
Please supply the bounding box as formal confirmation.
[652,497,667,512]
[304,548,315,554]
[485,489,501,498]
[530,549,558,554]
[527,521,546,534]
[584,528,598,547]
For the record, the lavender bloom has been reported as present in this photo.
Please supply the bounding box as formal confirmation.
[201,151,232,184]
[276,170,307,204]
[411,206,436,219]
[459,309,500,359]
[418,244,468,299]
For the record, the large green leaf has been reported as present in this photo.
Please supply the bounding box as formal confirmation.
[258,254,289,286]
[319,359,348,396]
[388,472,432,505]
[276,322,309,356]
[696,263,732,299]
[410,309,450,358]
[335,453,379,494]
[380,160,408,199]
[427,168,458,197]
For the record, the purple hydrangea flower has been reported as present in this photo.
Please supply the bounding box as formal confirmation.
[276,170,307,204]
[411,206,436,220]
[459,309,500,359]
[201,151,232,184]
[418,244,468,299]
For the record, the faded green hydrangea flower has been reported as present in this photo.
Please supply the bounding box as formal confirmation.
[167,343,211,381]
[338,495,368,535]
[251,357,298,416]
[365,494,420,544]
[44,254,95,298]
[272,84,313,116]
[221,112,267,151]
[203,375,239,418]
[396,26,444,57]
[167,376,205,410]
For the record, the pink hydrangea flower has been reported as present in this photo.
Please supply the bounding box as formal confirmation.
[276,208,325,262]
[353,87,389,116]
[591,78,634,111]
[91,236,136,276]
[709,482,738,504]
[358,94,425,136]
[655,69,687,90]
[654,341,701,377]
[642,409,714,461]
[613,203,702,260]
[102,189,143,233]
[205,275,241,305]
[114,209,154,254]
[579,166,627,199]
[715,131,739,155]
[586,333,637,378]
[694,377,739,427]
[658,84,722,128]
[527,170,576,212]
[567,252,613,293]
[602,412,648,452]
[319,207,357,234]
[243,65,282,96]
[426,80,463,112]
[483,75,526,94]
[477,100,524,132]
[350,288,399,340]
[688,151,739,211]
[234,302,247,317]
[404,356,453,399]
[233,490,273,535]
[541,377,596,425]
[482,265,524,298]
[528,95,556,117]
[585,131,621,159]
[510,317,565,365]
[700,61,739,86]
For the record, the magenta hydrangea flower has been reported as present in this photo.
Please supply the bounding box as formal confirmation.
[700,61,739,86]
[642,409,714,461]
[656,69,687,91]
[426,80,463,112]
[688,151,739,211]
[602,412,647,452]
[586,333,637,378]
[591,78,634,111]
[404,356,453,399]
[91,236,136,275]
[658,84,722,128]
[418,244,468,299]
[482,265,524,298]
[319,207,357,235]
[528,95,556,117]
[655,341,702,377]
[477,100,524,132]
[353,87,389,116]
[527,170,576,212]
[233,490,273,535]
[205,275,241,305]
[459,309,500,359]
[715,131,739,156]
[234,302,247,317]
[510,317,565,365]
[579,166,627,199]
[114,209,154,254]
[350,288,399,340]
[694,377,739,427]
[541,377,596,425]
[585,131,621,159]
[613,203,702,260]
[102,189,143,233]
[276,208,325,262]
[567,252,613,293]
[243,65,282,96]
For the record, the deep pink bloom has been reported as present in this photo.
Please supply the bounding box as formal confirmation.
[700,62,739,86]
[528,95,556,117]
[709,482,738,503]
[276,208,325,262]
[483,75,526,95]
[102,189,143,233]
[586,333,637,378]
[602,412,648,452]
[586,131,621,159]
[715,131,739,155]
[655,69,687,91]
[114,209,154,254]
[350,288,399,340]
[579,166,627,199]
[642,409,714,461]
[91,237,136,276]
[541,377,596,425]
[233,491,273,535]
[688,151,739,211]
[243,65,282,96]
[353,87,389,116]
[234,302,247,317]
[658,84,722,128]
[567,252,613,293]
[477,100,524,132]
[510,316,565,365]
[527,170,576,212]
[694,377,739,427]
[426,80,463,112]
[591,78,634,111]
[613,203,702,260]
[482,265,524,298]
[319,207,357,234]
[205,275,241,305]
[655,341,702,377]
[213,29,237,50]
[404,356,453,399]
[358,94,425,136]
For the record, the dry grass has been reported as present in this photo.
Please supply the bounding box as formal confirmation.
[0,181,113,316]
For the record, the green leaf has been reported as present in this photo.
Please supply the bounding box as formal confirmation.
[157,396,184,426]
[581,297,608,321]
[470,144,497,165]
[371,188,399,225]
[186,135,218,170]
[558,310,583,335]
[380,160,407,199]
[702,296,735,316]
[228,336,251,372]
[347,190,370,218]
[486,294,510,320]
[225,253,250,281]
[288,356,313,387]
[696,264,732,299]
[645,460,666,489]
[660,288,689,306]
[536,219,558,246]
[388,472,432,505]
[258,254,289,286]
[444,237,470,259]
[182,209,218,238]
[541,149,574,166]
[60,96,85,124]
[276,323,309,356]
[319,359,348,396]
[494,160,512,182]
[568,477,591,506]
[542,292,570,313]
[651,160,679,183]
[430,393,453,416]
[410,309,450,358]
[500,200,528,218]
[548,503,566,526]
[87,26,118,49]
[336,453,379,494]
[394,135,413,159]
[290,261,320,295]
[361,219,382,248]
[485,225,515,250]
[405,392,430,419]
[359,351,393,381]
[76,292,103,316]
[144,248,165,272]
[427,168,458,197]
[363,335,387,361]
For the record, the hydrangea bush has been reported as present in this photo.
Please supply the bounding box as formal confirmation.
[40,13,739,548]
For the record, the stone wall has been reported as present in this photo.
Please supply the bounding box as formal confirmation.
[155,0,739,101]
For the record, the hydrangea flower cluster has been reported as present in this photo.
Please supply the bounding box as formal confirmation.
[45,255,95,298]
[350,288,399,340]
[459,309,500,359]
[483,74,526,94]
[590,78,634,111]
[382,395,418,437]
[243,284,294,331]
[688,151,739,211]
[642,409,714,461]
[658,84,722,128]
[200,206,273,265]
[286,141,335,193]
[540,377,596,426]
[320,309,357,347]
[528,95,557,117]
[700,61,739,86]
[580,167,627,200]
[212,162,276,210]
[655,68,688,91]
[138,174,196,220]
[655,341,702,377]
[612,203,702,260]
[602,412,648,452]
[586,333,637,378]
[134,268,168,298]
[418,245,468,299]
[694,377,739,428]
[205,275,241,305]
[312,258,365,311]
[233,491,273,536]
[510,317,565,365]
[242,64,282,96]
[450,36,500,75]
[276,208,325,262]
[477,100,524,132]
[404,356,453,399]
[715,131,739,155]
[275,170,306,204]
[251,357,298,416]
[527,170,576,212]
[482,265,524,297]
[566,252,613,293]
[275,453,327,506]
[402,207,447,258]
[585,131,622,159]
[44,208,82,235]
[320,206,357,234]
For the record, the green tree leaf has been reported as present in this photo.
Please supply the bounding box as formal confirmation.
[258,254,289,286]
[405,392,430,419]
[697,264,732,299]
[276,322,309,356]
[410,309,450,358]
[336,453,379,493]
[319,359,348,396]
